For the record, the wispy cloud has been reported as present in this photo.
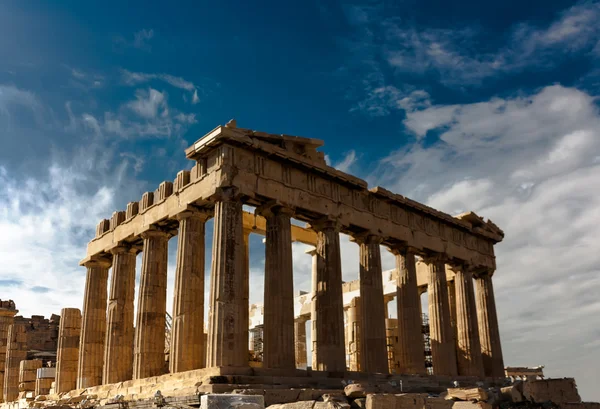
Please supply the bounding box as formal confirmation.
[342,1,600,115]
[114,29,155,52]
[121,69,200,103]
[371,85,600,399]
[133,29,154,49]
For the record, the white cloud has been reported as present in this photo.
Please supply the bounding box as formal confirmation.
[373,84,600,400]
[121,69,200,103]
[0,85,42,123]
[127,88,168,119]
[133,29,154,50]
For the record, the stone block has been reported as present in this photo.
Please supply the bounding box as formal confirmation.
[126,201,139,219]
[110,211,126,230]
[366,394,397,409]
[140,192,154,211]
[447,388,488,402]
[523,378,581,404]
[176,170,191,191]
[200,393,265,409]
[500,385,524,403]
[561,403,600,409]
[452,402,492,409]
[158,181,173,200]
[96,219,110,237]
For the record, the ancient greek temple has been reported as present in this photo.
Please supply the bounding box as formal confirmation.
[10,121,506,398]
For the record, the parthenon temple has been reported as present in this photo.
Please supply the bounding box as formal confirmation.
[1,121,512,407]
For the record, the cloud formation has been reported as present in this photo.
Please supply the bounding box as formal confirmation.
[372,84,600,399]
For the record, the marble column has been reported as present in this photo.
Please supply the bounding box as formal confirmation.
[260,205,295,369]
[241,228,251,365]
[391,247,426,375]
[294,317,308,369]
[206,189,247,367]
[0,302,17,402]
[56,308,81,394]
[103,245,136,384]
[453,265,484,377]
[3,320,25,402]
[425,256,458,376]
[345,297,362,372]
[77,258,110,389]
[307,248,318,370]
[448,279,457,339]
[475,272,505,378]
[356,235,388,373]
[170,211,209,373]
[311,219,346,372]
[133,229,169,379]
[383,294,394,320]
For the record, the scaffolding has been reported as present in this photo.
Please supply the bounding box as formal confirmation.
[422,313,433,375]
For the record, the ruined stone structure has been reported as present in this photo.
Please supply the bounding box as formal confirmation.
[0,122,509,407]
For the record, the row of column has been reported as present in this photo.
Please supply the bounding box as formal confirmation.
[77,188,504,390]
[314,241,504,378]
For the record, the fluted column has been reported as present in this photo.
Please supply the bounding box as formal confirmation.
[56,308,81,393]
[77,258,110,388]
[242,228,251,362]
[3,321,26,402]
[475,271,504,377]
[308,248,318,370]
[0,302,17,402]
[391,247,426,375]
[425,256,457,376]
[356,235,388,373]
[133,229,169,379]
[294,317,308,369]
[345,297,362,372]
[260,204,295,369]
[170,211,210,373]
[452,264,484,377]
[207,188,247,367]
[310,219,346,372]
[103,245,136,384]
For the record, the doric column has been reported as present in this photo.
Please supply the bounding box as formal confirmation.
[294,316,308,369]
[307,247,318,370]
[242,228,251,363]
[259,204,295,369]
[451,264,484,377]
[355,234,388,374]
[77,258,110,388]
[475,271,505,377]
[345,297,362,372]
[424,255,457,376]
[170,211,210,373]
[133,228,169,379]
[206,188,247,367]
[56,308,81,394]
[3,320,25,402]
[383,294,395,319]
[310,219,346,372]
[448,279,457,339]
[103,245,136,384]
[0,301,17,402]
[390,246,426,375]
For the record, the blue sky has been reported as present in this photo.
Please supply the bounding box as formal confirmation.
[1,0,600,400]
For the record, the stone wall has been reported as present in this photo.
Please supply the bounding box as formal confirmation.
[523,378,581,404]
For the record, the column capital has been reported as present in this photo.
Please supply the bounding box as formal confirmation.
[109,244,137,256]
[175,209,212,222]
[295,315,309,324]
[349,232,383,245]
[140,226,171,240]
[387,243,420,256]
[473,268,495,279]
[255,200,295,218]
[83,256,112,269]
[307,217,342,233]
[211,186,243,202]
